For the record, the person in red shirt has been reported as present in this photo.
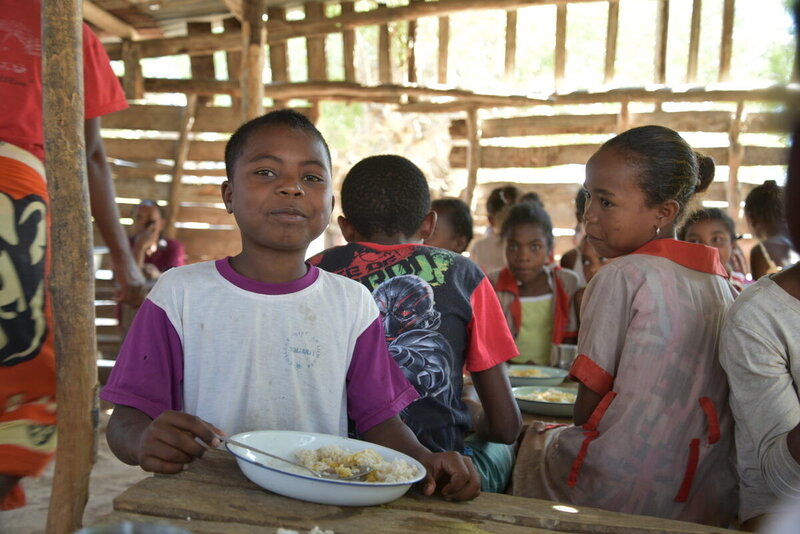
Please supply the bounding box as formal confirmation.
[0,0,145,509]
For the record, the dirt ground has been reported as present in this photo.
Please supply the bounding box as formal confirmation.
[0,411,148,534]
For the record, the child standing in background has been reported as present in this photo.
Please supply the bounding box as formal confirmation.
[511,125,736,526]
[489,202,580,366]
[679,207,748,292]
[745,180,799,279]
[468,185,518,273]
[425,197,474,254]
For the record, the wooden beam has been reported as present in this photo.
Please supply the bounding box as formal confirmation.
[188,22,216,106]
[267,7,289,108]
[686,0,702,83]
[554,4,567,90]
[449,110,733,138]
[449,144,788,168]
[379,19,392,84]
[461,108,481,209]
[241,0,266,121]
[719,0,735,82]
[727,102,745,223]
[305,2,327,81]
[121,40,143,100]
[43,0,94,531]
[266,0,606,44]
[438,17,450,84]
[104,32,242,61]
[224,17,243,112]
[654,0,669,84]
[223,0,243,21]
[102,104,306,132]
[616,99,630,132]
[83,0,140,40]
[550,85,800,104]
[165,95,199,239]
[104,138,226,162]
[504,10,517,83]
[604,0,619,84]
[342,2,357,82]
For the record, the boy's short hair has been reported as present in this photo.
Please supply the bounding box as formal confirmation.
[519,191,544,207]
[224,109,331,181]
[678,207,737,242]
[432,197,474,245]
[744,180,785,229]
[501,201,554,250]
[341,155,430,239]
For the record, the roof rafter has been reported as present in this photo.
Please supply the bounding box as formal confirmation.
[83,0,141,40]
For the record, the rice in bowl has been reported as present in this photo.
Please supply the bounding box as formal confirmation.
[294,445,420,483]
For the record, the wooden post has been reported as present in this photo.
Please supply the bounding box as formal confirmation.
[654,0,669,84]
[379,19,392,84]
[727,102,745,224]
[341,2,357,82]
[604,0,619,84]
[224,17,243,112]
[165,94,199,239]
[504,10,517,83]
[407,17,418,84]
[719,0,735,82]
[437,16,449,84]
[42,1,95,532]
[267,7,289,109]
[616,99,630,132]
[121,40,143,100]
[686,0,702,83]
[188,22,216,107]
[461,107,481,210]
[554,3,567,91]
[305,2,327,81]
[241,0,266,122]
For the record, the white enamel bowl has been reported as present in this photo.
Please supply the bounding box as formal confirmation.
[226,430,425,507]
[512,386,576,418]
[507,364,568,387]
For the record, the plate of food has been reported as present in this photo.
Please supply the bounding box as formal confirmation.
[225,430,425,506]
[512,386,577,418]
[507,365,568,387]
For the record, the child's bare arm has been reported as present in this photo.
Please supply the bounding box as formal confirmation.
[362,415,481,501]
[470,365,521,444]
[573,382,603,426]
[107,405,220,473]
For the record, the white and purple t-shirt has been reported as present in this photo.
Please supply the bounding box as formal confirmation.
[100,258,418,436]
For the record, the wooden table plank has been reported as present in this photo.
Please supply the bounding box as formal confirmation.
[107,451,740,534]
[113,476,547,533]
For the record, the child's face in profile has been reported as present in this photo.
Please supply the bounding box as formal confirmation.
[222,124,333,254]
[505,222,550,284]
[425,210,467,253]
[579,237,607,282]
[683,219,733,266]
[583,149,663,258]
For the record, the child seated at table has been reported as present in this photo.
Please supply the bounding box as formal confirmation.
[510,125,737,526]
[559,188,588,284]
[679,207,748,292]
[100,111,480,502]
[572,236,608,324]
[488,202,580,366]
[424,197,474,254]
[309,155,521,493]
[745,180,799,279]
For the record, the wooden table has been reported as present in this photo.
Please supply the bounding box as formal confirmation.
[92,449,740,534]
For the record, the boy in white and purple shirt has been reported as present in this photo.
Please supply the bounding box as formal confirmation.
[101,110,480,500]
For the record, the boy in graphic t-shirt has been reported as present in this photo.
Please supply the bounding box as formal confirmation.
[101,111,480,501]
[310,155,521,492]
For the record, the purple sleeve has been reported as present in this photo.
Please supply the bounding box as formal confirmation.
[100,300,184,419]
[346,318,419,433]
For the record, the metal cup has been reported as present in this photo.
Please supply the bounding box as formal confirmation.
[553,344,578,370]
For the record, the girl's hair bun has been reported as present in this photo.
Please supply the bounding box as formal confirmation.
[695,152,715,194]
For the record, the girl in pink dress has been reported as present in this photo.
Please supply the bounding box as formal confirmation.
[511,125,737,526]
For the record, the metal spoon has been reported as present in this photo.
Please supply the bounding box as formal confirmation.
[216,435,373,481]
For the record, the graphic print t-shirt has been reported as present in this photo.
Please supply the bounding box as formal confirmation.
[310,242,517,453]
